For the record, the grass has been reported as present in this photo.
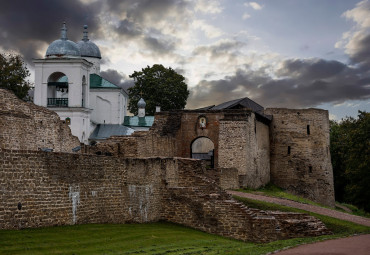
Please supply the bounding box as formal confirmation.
[1,193,369,255]
[234,196,370,236]
[238,183,370,218]
[1,215,369,255]
[335,202,370,218]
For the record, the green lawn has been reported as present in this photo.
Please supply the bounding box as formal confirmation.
[1,196,370,255]
[238,183,370,218]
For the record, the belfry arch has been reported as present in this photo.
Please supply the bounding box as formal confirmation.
[191,136,215,168]
[47,72,69,107]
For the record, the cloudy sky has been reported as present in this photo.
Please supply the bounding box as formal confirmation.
[1,0,369,120]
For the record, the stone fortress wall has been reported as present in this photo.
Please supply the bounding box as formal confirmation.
[265,108,335,207]
[88,110,271,190]
[0,149,330,242]
[0,88,334,242]
[88,108,334,207]
[0,89,80,152]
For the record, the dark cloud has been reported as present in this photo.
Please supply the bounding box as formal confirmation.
[143,36,175,53]
[115,19,143,38]
[106,0,188,24]
[100,69,134,92]
[0,0,102,63]
[0,0,189,63]
[192,40,245,60]
[188,58,370,109]
[276,58,347,80]
[347,33,370,67]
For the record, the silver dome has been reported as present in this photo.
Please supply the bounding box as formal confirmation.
[77,25,101,59]
[137,98,146,108]
[46,22,81,58]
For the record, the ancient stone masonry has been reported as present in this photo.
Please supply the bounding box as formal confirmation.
[265,108,335,207]
[0,89,80,152]
[89,110,271,190]
[0,91,335,242]
[0,149,331,242]
[75,107,334,207]
[218,111,270,188]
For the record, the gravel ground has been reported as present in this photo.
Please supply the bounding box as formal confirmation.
[228,191,370,227]
[272,234,370,255]
[228,191,370,254]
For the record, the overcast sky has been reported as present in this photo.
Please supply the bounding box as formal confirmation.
[1,0,369,120]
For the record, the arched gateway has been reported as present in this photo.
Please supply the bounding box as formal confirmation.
[191,137,215,168]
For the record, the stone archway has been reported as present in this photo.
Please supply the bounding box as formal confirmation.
[191,137,215,168]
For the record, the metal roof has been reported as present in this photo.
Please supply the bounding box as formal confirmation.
[211,97,264,113]
[89,124,135,140]
[46,22,81,58]
[77,25,101,59]
[123,116,155,127]
[90,74,120,89]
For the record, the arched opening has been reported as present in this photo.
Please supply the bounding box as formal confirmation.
[191,137,215,168]
[82,75,87,107]
[47,72,69,107]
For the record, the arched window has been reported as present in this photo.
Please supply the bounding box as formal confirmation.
[191,137,215,168]
[47,72,69,107]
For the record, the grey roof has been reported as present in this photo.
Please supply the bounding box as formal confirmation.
[46,22,81,57]
[89,124,135,140]
[211,97,264,113]
[77,25,101,59]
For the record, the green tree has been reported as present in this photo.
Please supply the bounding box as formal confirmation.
[128,64,189,115]
[330,111,370,211]
[0,53,31,99]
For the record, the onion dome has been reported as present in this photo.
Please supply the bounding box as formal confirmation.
[137,98,146,108]
[77,25,101,59]
[46,22,81,57]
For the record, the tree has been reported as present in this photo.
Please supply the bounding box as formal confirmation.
[330,111,370,211]
[0,53,32,99]
[128,64,189,115]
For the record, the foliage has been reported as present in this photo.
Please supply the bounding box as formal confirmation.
[128,64,189,115]
[330,111,370,212]
[0,53,32,99]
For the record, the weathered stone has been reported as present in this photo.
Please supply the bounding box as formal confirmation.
[265,108,335,207]
[0,89,80,152]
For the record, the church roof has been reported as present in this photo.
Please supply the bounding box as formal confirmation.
[123,116,154,127]
[89,124,135,140]
[46,22,81,58]
[90,74,120,89]
[77,25,101,59]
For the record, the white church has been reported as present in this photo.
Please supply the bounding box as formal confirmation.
[33,22,138,144]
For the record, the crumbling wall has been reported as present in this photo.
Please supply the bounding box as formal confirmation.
[0,89,80,152]
[265,108,335,207]
[161,158,331,243]
[0,149,167,229]
[0,149,331,242]
[218,112,270,188]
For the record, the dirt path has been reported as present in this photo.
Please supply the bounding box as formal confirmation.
[273,234,370,254]
[228,191,370,227]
